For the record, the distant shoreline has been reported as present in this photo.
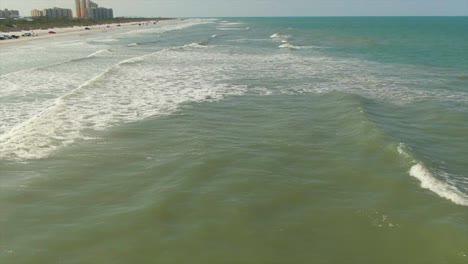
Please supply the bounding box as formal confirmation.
[0,17,175,33]
[0,18,179,46]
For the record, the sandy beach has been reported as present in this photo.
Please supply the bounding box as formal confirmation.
[0,20,160,46]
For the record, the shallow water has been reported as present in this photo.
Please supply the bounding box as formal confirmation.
[1,17,467,263]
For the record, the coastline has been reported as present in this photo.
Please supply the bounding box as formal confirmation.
[0,20,165,46]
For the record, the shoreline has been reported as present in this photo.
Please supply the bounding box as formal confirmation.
[0,20,168,46]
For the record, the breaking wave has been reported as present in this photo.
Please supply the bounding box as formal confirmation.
[398,144,468,207]
[409,163,468,206]
[0,46,247,160]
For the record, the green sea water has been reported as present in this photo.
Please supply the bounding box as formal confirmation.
[1,17,467,263]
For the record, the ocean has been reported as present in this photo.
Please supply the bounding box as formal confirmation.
[1,17,467,263]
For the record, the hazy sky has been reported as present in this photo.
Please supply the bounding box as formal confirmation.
[1,0,467,17]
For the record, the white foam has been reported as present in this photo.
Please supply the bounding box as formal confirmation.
[270,33,291,40]
[397,143,412,159]
[0,47,247,160]
[398,142,468,207]
[87,49,111,57]
[0,60,119,135]
[216,27,247,31]
[118,56,146,65]
[216,21,247,30]
[92,38,118,43]
[127,43,139,47]
[279,43,301,49]
[185,42,210,48]
[227,38,271,43]
[219,22,244,26]
[0,41,103,77]
[279,42,323,50]
[123,19,212,35]
[409,163,468,206]
[270,32,281,38]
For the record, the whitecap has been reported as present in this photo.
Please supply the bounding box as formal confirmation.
[270,32,281,38]
[409,163,468,206]
[279,43,301,49]
[216,27,246,31]
[185,42,210,48]
[92,38,118,43]
[220,22,243,26]
[279,43,324,50]
[87,49,111,57]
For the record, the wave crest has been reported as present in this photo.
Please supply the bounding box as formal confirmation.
[409,163,468,206]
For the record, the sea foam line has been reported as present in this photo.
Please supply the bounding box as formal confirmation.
[122,19,213,35]
[398,144,468,207]
[1,48,111,78]
[87,49,111,57]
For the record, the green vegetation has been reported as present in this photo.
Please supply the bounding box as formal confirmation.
[0,17,173,32]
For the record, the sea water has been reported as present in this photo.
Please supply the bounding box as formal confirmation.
[0,17,467,263]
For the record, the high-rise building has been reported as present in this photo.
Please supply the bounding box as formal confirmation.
[31,9,44,17]
[87,7,113,20]
[87,0,98,9]
[75,0,82,18]
[0,9,20,18]
[80,0,87,18]
[43,7,73,19]
[79,0,97,18]
[74,0,113,19]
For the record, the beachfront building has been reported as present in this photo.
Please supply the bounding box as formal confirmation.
[76,0,97,18]
[75,0,82,18]
[75,0,113,19]
[78,0,89,18]
[31,9,45,18]
[87,0,99,9]
[44,7,73,20]
[80,0,87,18]
[0,9,20,18]
[87,7,114,20]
